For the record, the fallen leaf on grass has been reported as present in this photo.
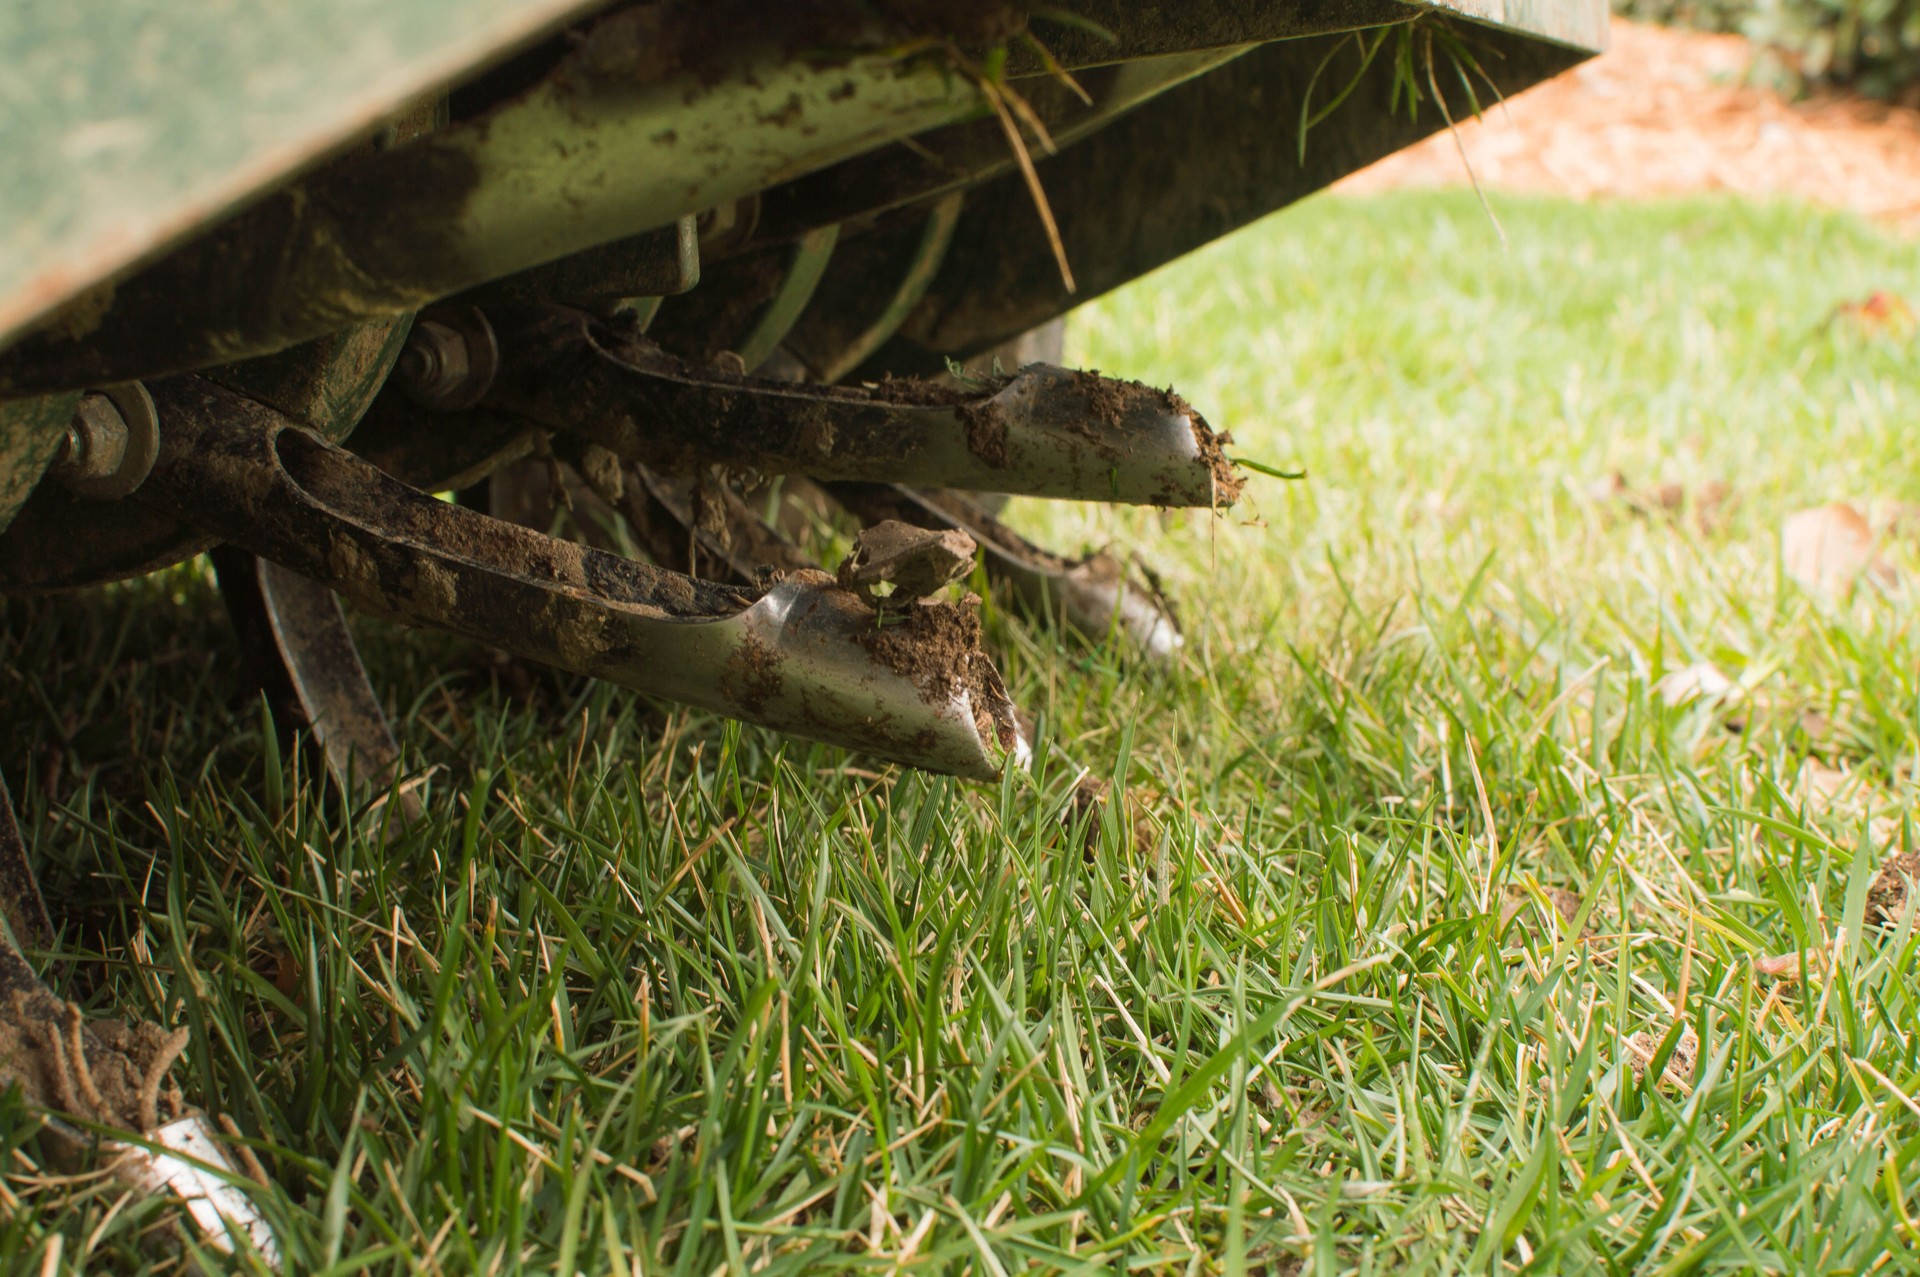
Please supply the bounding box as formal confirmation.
[1828,290,1916,335]
[1585,472,1734,531]
[1655,661,1736,707]
[1782,502,1896,595]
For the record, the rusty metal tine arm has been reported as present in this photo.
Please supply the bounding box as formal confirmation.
[211,548,420,825]
[0,771,53,953]
[483,307,1240,508]
[625,463,816,585]
[826,483,1183,660]
[138,377,1024,781]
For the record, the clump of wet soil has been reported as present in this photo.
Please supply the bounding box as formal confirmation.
[1185,401,1243,507]
[1071,369,1131,433]
[856,599,983,701]
[1867,852,1919,927]
[854,598,1018,750]
[0,988,188,1131]
[720,634,785,716]
[957,398,1011,469]
[1628,1021,1699,1089]
[1061,368,1245,507]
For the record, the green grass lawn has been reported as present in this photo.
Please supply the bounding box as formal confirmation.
[6,190,1920,1272]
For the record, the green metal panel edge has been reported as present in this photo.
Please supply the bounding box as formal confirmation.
[0,0,606,352]
[0,395,78,536]
[1409,0,1610,52]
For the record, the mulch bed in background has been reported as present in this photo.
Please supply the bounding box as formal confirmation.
[1338,18,1920,231]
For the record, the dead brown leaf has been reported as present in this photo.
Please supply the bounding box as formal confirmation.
[1655,661,1736,707]
[1782,502,1896,595]
[1828,290,1916,335]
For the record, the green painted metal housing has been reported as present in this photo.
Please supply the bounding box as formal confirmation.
[0,0,1607,542]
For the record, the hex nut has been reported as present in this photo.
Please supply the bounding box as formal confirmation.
[395,308,497,411]
[50,382,157,500]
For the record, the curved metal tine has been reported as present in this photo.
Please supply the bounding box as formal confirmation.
[483,306,1240,507]
[807,195,963,386]
[735,225,840,374]
[572,452,816,587]
[0,770,53,956]
[825,483,1183,661]
[211,546,420,828]
[145,378,1025,781]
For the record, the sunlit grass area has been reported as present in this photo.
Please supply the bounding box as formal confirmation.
[5,190,1920,1271]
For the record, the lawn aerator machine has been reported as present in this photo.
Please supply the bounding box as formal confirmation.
[0,0,1603,1255]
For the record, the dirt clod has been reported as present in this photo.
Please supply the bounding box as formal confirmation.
[0,990,188,1131]
[1626,1020,1698,1089]
[1867,852,1919,928]
[720,634,784,716]
[1499,885,1594,938]
[1190,404,1244,507]
[853,597,1017,750]
[957,398,1011,469]
[855,599,983,702]
[836,520,977,603]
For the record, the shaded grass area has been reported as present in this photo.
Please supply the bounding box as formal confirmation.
[5,191,1920,1271]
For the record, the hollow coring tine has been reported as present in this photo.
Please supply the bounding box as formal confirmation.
[481,306,1241,507]
[138,377,1026,781]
